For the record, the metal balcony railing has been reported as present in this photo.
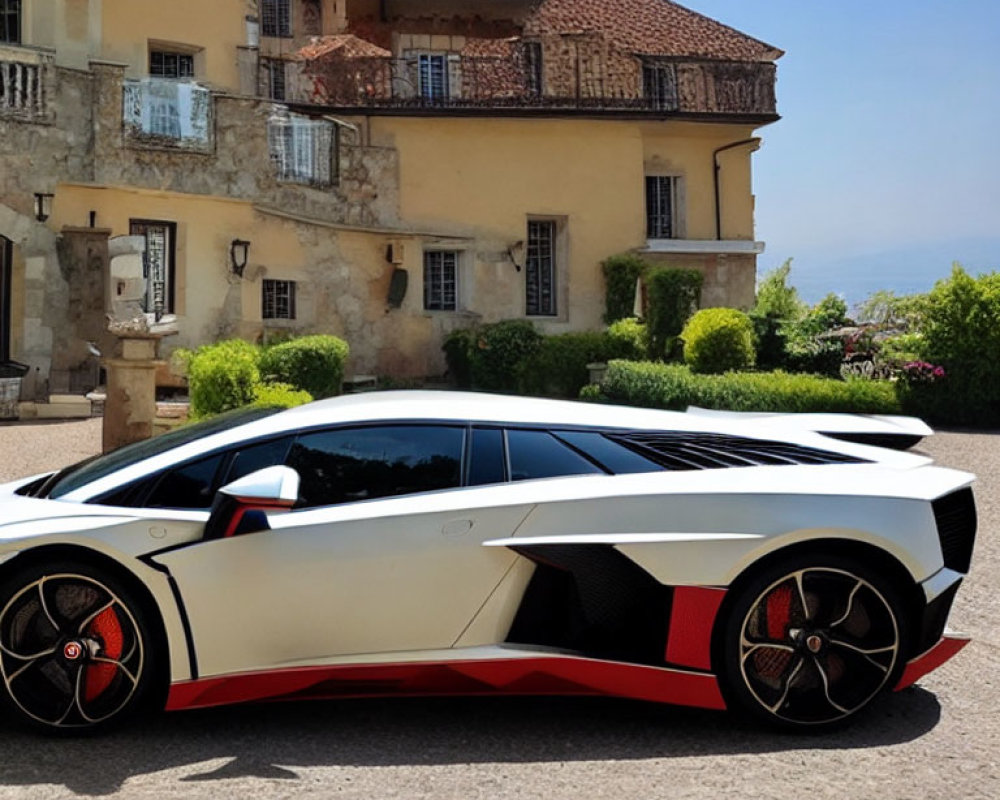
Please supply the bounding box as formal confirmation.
[300,51,777,118]
[122,78,213,149]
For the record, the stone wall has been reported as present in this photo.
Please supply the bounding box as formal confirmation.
[90,64,400,230]
[638,251,756,311]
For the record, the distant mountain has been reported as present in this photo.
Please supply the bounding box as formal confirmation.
[768,237,1000,307]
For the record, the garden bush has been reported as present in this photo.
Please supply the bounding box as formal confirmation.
[470,320,543,392]
[602,254,647,324]
[184,339,261,419]
[252,382,313,409]
[258,334,349,399]
[605,317,648,361]
[594,360,900,414]
[645,268,703,360]
[518,331,612,398]
[681,307,756,374]
[904,265,1000,425]
[442,328,476,389]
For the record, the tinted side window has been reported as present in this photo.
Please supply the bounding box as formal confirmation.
[287,426,465,508]
[468,427,506,486]
[506,429,606,481]
[554,431,663,475]
[144,453,226,509]
[222,436,294,485]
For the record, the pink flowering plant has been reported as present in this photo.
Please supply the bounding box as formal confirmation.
[900,360,946,385]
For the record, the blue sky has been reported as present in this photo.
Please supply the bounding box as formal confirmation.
[681,0,1000,302]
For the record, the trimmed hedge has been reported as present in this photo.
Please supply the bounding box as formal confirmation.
[518,331,612,398]
[470,320,543,392]
[185,339,261,418]
[681,307,756,374]
[602,253,647,324]
[252,381,313,409]
[594,360,901,414]
[645,268,703,360]
[258,334,349,399]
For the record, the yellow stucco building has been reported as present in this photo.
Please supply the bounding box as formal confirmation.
[0,0,781,400]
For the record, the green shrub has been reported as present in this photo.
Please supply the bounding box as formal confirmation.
[258,334,349,399]
[681,308,756,374]
[598,361,900,414]
[470,320,543,392]
[252,382,313,409]
[749,312,786,370]
[605,317,649,360]
[186,339,261,419]
[645,268,703,361]
[907,265,1000,425]
[442,328,476,388]
[602,254,647,324]
[753,258,806,320]
[518,331,611,398]
[578,383,606,402]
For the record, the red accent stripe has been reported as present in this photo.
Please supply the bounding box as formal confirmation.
[894,634,971,691]
[665,586,726,670]
[166,656,727,712]
[223,499,294,538]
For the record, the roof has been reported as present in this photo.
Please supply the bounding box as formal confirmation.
[294,34,391,61]
[524,0,783,62]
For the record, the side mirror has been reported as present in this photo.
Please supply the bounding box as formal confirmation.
[204,466,301,540]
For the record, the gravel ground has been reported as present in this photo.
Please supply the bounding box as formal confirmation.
[0,418,996,800]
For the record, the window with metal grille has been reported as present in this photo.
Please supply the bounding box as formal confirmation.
[263,279,296,320]
[523,42,542,97]
[418,54,448,100]
[423,251,458,311]
[642,61,678,111]
[150,51,194,79]
[264,59,286,101]
[268,111,337,186]
[646,176,680,239]
[0,0,20,44]
[526,220,556,316]
[261,0,291,37]
[129,220,176,318]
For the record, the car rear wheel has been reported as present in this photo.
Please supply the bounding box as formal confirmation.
[720,555,907,729]
[0,562,155,733]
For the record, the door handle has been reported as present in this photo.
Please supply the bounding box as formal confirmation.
[442,519,474,537]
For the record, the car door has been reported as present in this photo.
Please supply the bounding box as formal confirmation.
[153,424,534,679]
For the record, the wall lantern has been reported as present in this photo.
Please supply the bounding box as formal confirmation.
[34,193,54,223]
[230,239,251,277]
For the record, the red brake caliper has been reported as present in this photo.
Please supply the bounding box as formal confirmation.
[754,583,793,680]
[84,607,124,703]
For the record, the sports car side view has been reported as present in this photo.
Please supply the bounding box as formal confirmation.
[0,391,976,732]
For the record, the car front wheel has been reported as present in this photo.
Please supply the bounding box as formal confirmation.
[720,555,907,729]
[0,562,155,733]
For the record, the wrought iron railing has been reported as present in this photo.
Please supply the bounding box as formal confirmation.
[122,78,213,149]
[300,50,776,117]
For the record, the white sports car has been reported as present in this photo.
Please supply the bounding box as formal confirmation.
[0,391,975,733]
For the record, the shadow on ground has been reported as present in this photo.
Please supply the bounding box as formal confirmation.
[0,687,941,795]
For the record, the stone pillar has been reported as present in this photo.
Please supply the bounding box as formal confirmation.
[102,333,163,452]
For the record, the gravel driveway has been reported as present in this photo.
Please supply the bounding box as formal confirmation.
[0,417,996,800]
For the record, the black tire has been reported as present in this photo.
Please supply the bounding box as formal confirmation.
[0,560,158,734]
[719,553,909,730]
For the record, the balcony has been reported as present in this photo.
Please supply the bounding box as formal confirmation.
[0,43,53,123]
[299,47,777,120]
[122,78,213,151]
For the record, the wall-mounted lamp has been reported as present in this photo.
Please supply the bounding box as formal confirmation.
[506,240,525,272]
[230,239,251,277]
[34,193,54,223]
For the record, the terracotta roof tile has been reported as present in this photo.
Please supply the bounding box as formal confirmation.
[524,0,783,61]
[295,34,391,62]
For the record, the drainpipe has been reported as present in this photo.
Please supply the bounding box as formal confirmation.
[713,138,761,240]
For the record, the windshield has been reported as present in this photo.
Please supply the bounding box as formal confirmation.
[43,406,284,499]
